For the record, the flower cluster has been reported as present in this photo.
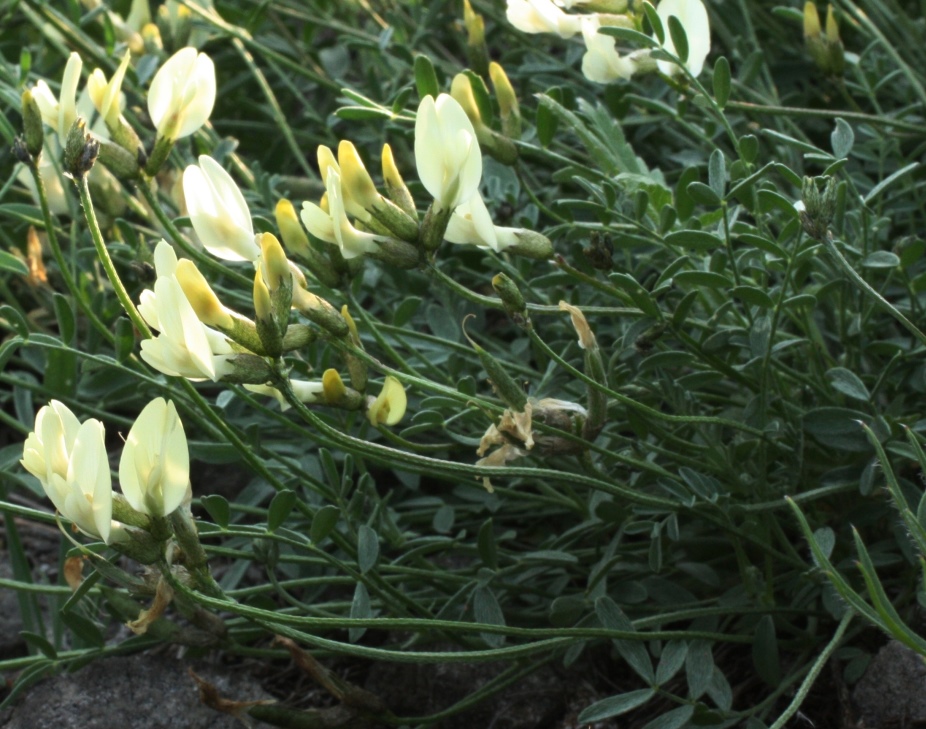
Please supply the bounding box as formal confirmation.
[506,0,711,84]
[21,398,189,544]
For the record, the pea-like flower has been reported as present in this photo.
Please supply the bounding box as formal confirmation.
[414,94,483,213]
[300,168,381,259]
[119,398,190,517]
[656,0,711,77]
[21,401,116,543]
[139,277,237,380]
[367,376,407,426]
[147,47,216,141]
[446,193,519,253]
[182,155,260,262]
[31,52,83,140]
[87,51,131,129]
[505,0,582,38]
[580,15,639,83]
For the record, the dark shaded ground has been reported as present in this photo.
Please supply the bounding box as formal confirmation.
[0,513,919,728]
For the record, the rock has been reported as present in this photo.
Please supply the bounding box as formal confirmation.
[1,654,275,728]
[853,640,926,727]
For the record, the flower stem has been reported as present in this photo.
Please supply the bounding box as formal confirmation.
[28,162,113,342]
[75,174,151,338]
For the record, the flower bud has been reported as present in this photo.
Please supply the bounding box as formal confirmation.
[381,143,417,219]
[87,51,130,129]
[63,118,100,179]
[803,1,822,39]
[339,141,419,242]
[291,285,349,338]
[253,264,281,356]
[451,74,518,166]
[367,376,407,426]
[97,139,140,180]
[31,52,82,140]
[21,89,44,159]
[174,259,233,329]
[338,140,380,212]
[559,302,607,439]
[119,398,190,518]
[463,0,489,77]
[260,232,290,293]
[275,198,311,257]
[492,273,529,329]
[489,62,521,139]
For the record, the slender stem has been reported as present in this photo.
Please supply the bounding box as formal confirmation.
[75,175,151,337]
[726,100,926,134]
[28,162,113,342]
[768,610,854,729]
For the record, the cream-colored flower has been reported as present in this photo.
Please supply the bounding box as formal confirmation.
[21,401,116,543]
[367,376,407,426]
[147,47,216,140]
[138,244,236,380]
[87,51,131,128]
[656,0,711,77]
[505,0,583,38]
[414,94,483,212]
[182,155,259,262]
[446,193,519,253]
[300,168,380,259]
[119,398,190,517]
[581,15,638,83]
[31,52,82,139]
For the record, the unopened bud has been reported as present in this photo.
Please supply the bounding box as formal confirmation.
[291,286,349,338]
[275,199,311,257]
[800,175,837,239]
[141,23,163,54]
[510,229,553,259]
[253,267,272,322]
[21,89,44,159]
[97,139,140,179]
[381,144,417,219]
[222,353,275,384]
[260,232,290,293]
[63,118,100,179]
[450,73,483,127]
[803,1,821,39]
[558,302,606,439]
[492,273,529,329]
[463,0,489,77]
[338,140,380,211]
[175,259,233,329]
[489,62,521,139]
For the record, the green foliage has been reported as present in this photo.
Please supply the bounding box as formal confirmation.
[1,0,926,727]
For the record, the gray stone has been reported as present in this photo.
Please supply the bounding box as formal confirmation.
[2,654,274,728]
[853,640,926,727]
